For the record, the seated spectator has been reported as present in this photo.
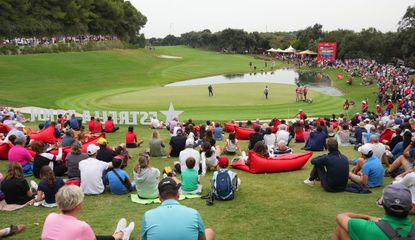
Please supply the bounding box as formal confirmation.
[333,184,414,239]
[244,141,270,165]
[369,135,386,163]
[105,158,134,195]
[387,136,415,177]
[213,122,223,141]
[180,157,202,195]
[69,114,79,130]
[336,124,351,146]
[222,132,241,155]
[303,139,349,192]
[303,126,327,151]
[177,139,205,176]
[79,144,112,195]
[388,127,403,152]
[168,129,187,158]
[96,138,124,163]
[149,130,165,157]
[8,137,33,175]
[61,129,75,147]
[349,144,384,188]
[273,140,292,155]
[15,111,27,123]
[88,116,95,132]
[41,185,134,240]
[263,127,276,150]
[125,126,144,148]
[362,126,380,144]
[134,154,160,199]
[104,116,119,133]
[65,141,88,179]
[5,123,25,143]
[141,178,215,240]
[32,141,67,178]
[390,130,412,162]
[150,116,164,129]
[211,156,240,201]
[293,123,305,143]
[201,142,218,169]
[34,166,64,207]
[94,117,103,133]
[391,170,415,214]
[275,124,290,146]
[248,126,263,150]
[0,162,34,205]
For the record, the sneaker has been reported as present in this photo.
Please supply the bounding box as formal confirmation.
[122,222,135,240]
[303,179,315,186]
[30,180,38,191]
[115,218,127,235]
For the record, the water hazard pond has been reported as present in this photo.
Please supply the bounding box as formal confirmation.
[165,69,343,96]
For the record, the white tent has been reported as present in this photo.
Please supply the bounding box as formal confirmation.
[266,48,279,52]
[276,48,284,53]
[298,50,317,55]
[284,45,296,53]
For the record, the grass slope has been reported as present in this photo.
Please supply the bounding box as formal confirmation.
[0,123,401,240]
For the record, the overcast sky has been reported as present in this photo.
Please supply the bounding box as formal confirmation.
[131,0,414,38]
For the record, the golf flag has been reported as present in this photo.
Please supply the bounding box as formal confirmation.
[336,73,344,80]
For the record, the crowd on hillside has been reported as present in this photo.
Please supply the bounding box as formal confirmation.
[2,35,117,47]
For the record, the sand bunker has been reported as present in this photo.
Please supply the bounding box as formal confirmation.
[158,55,183,59]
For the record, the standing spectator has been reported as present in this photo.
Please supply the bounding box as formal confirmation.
[140,178,215,240]
[304,139,349,192]
[208,84,213,96]
[264,86,269,99]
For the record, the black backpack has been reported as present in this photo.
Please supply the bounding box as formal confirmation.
[375,220,415,240]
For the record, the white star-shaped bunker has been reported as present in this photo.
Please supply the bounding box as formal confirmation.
[160,102,184,123]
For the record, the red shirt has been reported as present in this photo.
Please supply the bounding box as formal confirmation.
[125,132,137,144]
[88,120,95,132]
[387,102,394,110]
[299,111,306,120]
[94,121,102,133]
[104,120,115,132]
[376,106,382,114]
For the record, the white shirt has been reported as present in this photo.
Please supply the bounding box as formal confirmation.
[263,134,276,148]
[79,158,109,195]
[151,118,161,128]
[201,147,218,168]
[275,130,290,146]
[365,124,374,133]
[179,148,205,176]
[369,143,386,161]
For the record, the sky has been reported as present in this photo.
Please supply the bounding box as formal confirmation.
[131,0,415,38]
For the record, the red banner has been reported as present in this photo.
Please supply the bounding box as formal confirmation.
[317,42,337,62]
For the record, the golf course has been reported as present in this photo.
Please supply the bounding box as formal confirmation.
[0,46,400,239]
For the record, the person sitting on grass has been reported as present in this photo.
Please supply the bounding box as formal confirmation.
[176,138,205,176]
[333,183,415,240]
[88,116,95,132]
[104,116,119,133]
[273,140,293,155]
[149,130,165,157]
[96,138,126,163]
[94,117,103,133]
[65,141,89,179]
[303,138,349,192]
[61,129,75,147]
[386,136,415,178]
[150,116,164,129]
[105,158,134,195]
[222,132,241,155]
[134,154,160,199]
[336,124,351,147]
[32,141,67,179]
[349,144,384,188]
[201,142,218,169]
[180,157,202,195]
[276,124,290,146]
[211,156,240,200]
[248,125,263,150]
[0,162,35,205]
[7,136,33,175]
[168,129,187,158]
[69,114,79,130]
[141,178,215,240]
[34,165,65,207]
[213,122,223,141]
[303,125,327,151]
[125,126,144,148]
[41,185,135,240]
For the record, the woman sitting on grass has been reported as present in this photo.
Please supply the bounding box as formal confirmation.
[134,154,160,199]
[34,165,65,207]
[149,130,165,157]
[66,141,89,179]
[223,132,241,155]
[201,142,218,169]
[32,141,67,179]
[0,162,34,205]
[125,126,144,148]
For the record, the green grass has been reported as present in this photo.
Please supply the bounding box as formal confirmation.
[0,123,403,240]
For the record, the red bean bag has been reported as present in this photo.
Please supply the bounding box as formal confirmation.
[82,134,106,153]
[235,127,255,140]
[224,123,238,132]
[49,147,72,161]
[231,151,313,174]
[28,126,57,144]
[0,123,11,134]
[0,142,13,160]
[380,129,395,143]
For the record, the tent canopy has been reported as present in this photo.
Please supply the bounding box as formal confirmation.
[298,50,317,55]
[284,45,296,53]
[266,48,279,52]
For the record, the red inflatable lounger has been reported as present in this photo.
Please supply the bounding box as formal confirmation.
[231,151,313,174]
[0,142,13,160]
[28,126,57,144]
[224,123,238,133]
[235,127,255,140]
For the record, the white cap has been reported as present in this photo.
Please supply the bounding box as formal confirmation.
[15,123,25,128]
[185,138,194,147]
[87,144,99,155]
[358,144,373,155]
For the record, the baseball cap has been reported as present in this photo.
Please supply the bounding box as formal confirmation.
[218,156,229,168]
[358,144,373,155]
[96,138,107,145]
[185,138,194,147]
[87,144,99,155]
[382,183,412,213]
[15,123,25,128]
[158,178,179,195]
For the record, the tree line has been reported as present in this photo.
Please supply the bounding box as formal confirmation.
[0,0,147,44]
[149,6,415,67]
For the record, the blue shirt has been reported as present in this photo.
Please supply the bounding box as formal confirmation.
[213,127,223,140]
[355,127,367,144]
[362,156,384,187]
[363,132,380,144]
[305,131,326,151]
[141,199,206,240]
[105,169,130,195]
[69,117,79,129]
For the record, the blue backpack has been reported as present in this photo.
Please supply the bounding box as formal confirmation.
[214,170,234,200]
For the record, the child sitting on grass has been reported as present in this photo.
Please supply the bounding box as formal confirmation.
[211,156,240,200]
[35,165,65,207]
[105,158,134,195]
[133,154,160,199]
[180,157,202,195]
